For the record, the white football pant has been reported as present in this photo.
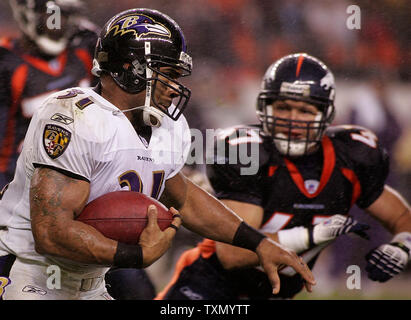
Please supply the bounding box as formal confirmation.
[3,257,113,300]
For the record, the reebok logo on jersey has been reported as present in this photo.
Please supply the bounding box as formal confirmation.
[51,113,74,125]
[43,124,72,159]
[22,285,47,295]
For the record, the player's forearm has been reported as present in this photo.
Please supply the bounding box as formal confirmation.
[216,233,280,269]
[390,208,411,235]
[216,242,259,269]
[366,185,411,234]
[218,216,365,270]
[32,217,118,265]
[165,173,265,251]
[180,179,241,243]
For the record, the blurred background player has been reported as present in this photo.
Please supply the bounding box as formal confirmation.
[157,53,411,300]
[0,0,98,190]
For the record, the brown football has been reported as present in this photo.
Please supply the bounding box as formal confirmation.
[77,191,172,244]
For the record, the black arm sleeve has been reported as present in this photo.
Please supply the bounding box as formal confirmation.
[355,143,389,209]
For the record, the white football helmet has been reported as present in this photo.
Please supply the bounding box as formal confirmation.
[9,0,84,56]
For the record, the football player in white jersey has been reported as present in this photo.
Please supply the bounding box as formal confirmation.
[0,8,315,300]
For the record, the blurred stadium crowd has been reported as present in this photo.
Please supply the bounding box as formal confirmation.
[1,0,410,298]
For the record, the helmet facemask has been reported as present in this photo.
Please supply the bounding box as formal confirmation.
[145,52,192,126]
[257,95,335,157]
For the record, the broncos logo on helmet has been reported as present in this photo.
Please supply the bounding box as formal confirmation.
[106,14,172,39]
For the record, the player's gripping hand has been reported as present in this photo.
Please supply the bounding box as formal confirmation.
[139,205,182,267]
[365,232,411,282]
[256,238,316,294]
[309,214,370,246]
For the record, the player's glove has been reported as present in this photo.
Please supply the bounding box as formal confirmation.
[278,214,370,253]
[365,232,411,282]
[308,214,370,247]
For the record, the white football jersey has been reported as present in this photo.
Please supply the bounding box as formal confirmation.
[0,87,191,277]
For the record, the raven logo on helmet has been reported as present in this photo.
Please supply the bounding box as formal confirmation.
[106,14,172,39]
[93,8,192,128]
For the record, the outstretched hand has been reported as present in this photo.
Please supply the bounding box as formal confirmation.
[256,238,316,294]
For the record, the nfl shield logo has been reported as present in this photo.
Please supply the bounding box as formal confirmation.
[43,124,72,159]
[304,179,320,195]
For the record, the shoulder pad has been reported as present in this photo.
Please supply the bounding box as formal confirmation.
[326,124,374,139]
[326,124,387,166]
[69,21,99,51]
[326,124,379,149]
[327,125,389,208]
[210,125,271,172]
[216,124,262,144]
[41,88,116,143]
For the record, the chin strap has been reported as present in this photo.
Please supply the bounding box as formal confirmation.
[142,41,164,128]
[112,105,165,127]
[142,106,165,127]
